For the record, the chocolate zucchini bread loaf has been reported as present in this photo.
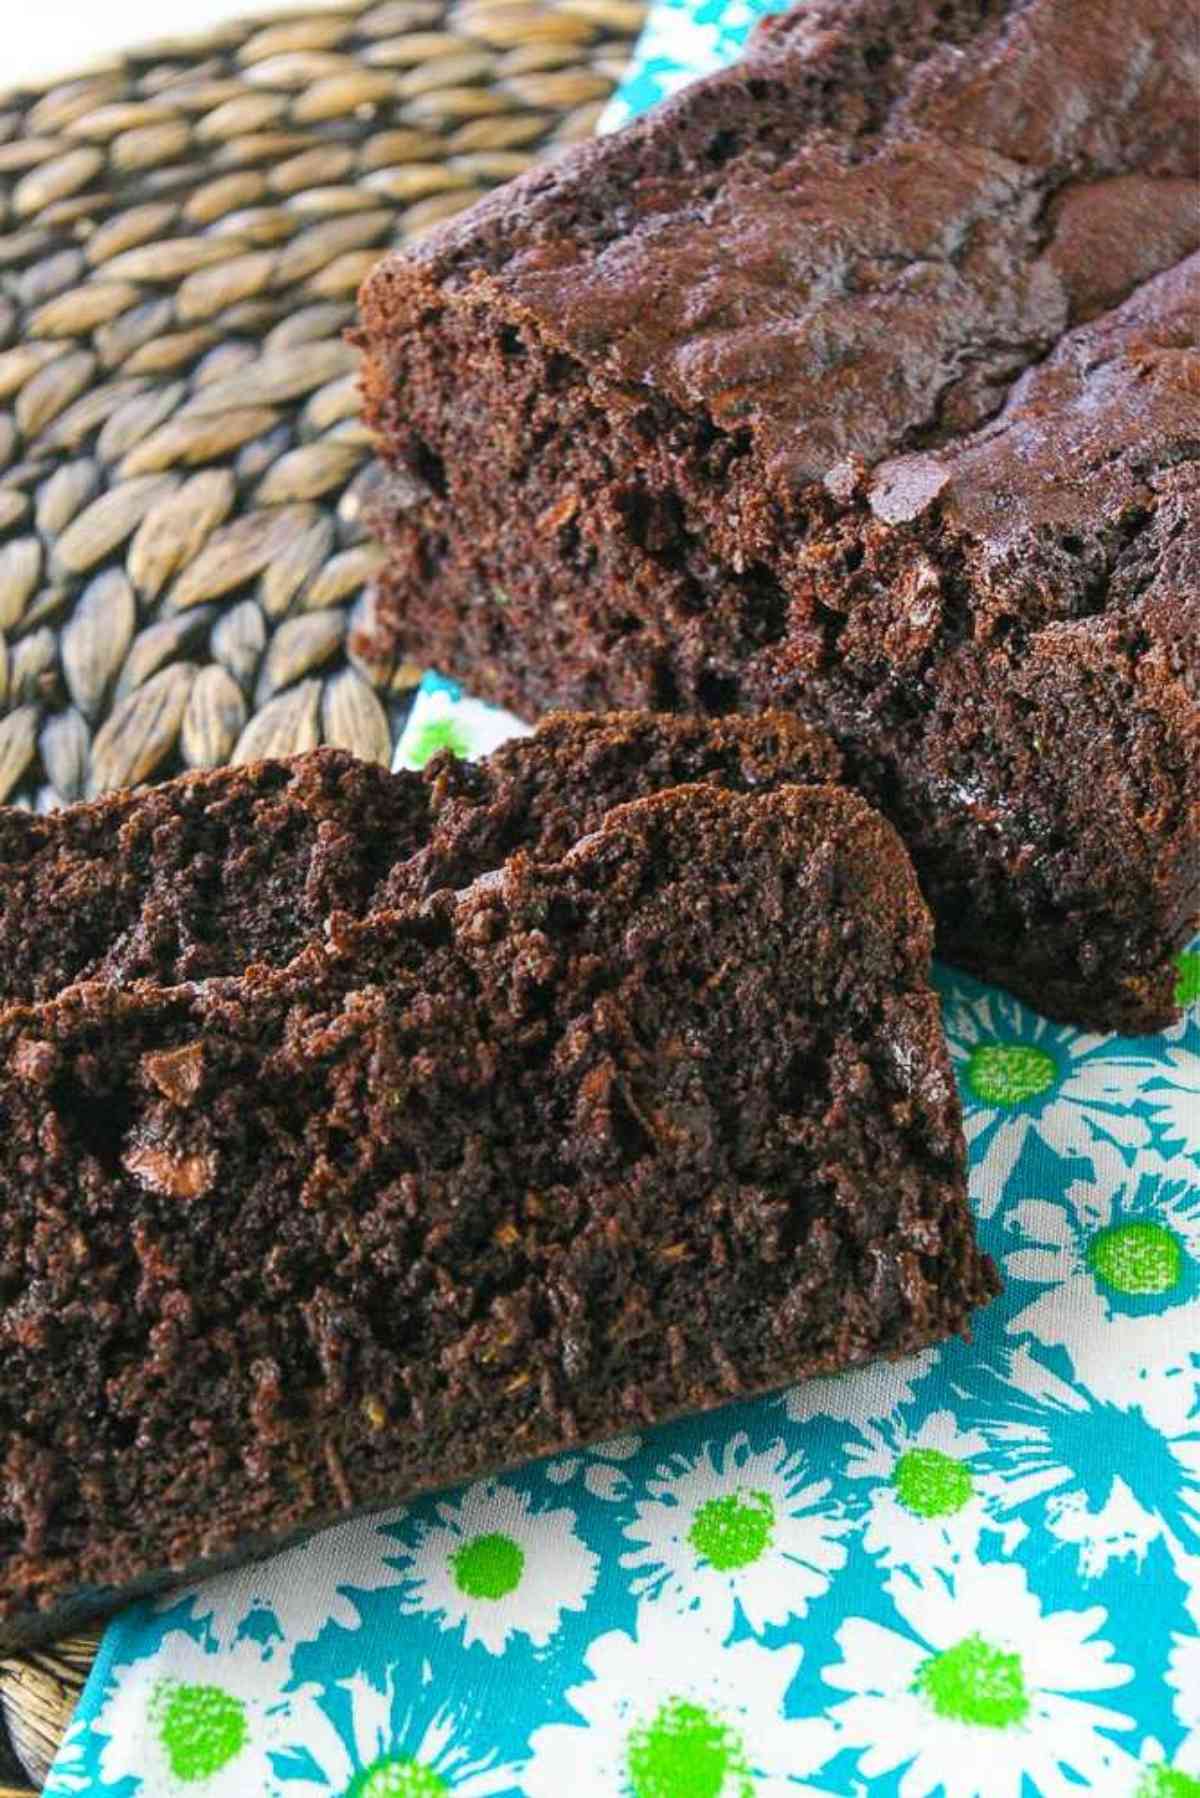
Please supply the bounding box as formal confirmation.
[0,711,836,1002]
[0,784,995,1648]
[359,0,1200,1033]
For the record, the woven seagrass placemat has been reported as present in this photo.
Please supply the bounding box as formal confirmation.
[0,1,642,1786]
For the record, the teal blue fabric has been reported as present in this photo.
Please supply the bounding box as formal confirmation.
[44,33,1200,1798]
[600,0,791,129]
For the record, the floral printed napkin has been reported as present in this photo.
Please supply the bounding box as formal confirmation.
[45,26,1200,1798]
[599,0,791,130]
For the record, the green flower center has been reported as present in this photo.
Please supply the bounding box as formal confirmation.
[407,718,471,768]
[345,1757,450,1798]
[450,1531,524,1600]
[965,1043,1058,1108]
[913,1635,1030,1728]
[155,1683,248,1783]
[891,1448,974,1518]
[1087,1221,1183,1296]
[626,1699,753,1798]
[1175,951,1200,1010]
[688,1489,776,1571]
[1138,1768,1200,1798]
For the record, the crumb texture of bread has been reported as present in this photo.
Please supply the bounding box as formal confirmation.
[0,783,993,1647]
[359,0,1200,1033]
[0,712,837,1004]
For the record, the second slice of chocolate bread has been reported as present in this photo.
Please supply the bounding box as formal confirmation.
[0,783,994,1649]
[0,711,837,1003]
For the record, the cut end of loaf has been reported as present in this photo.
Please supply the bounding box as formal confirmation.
[0,779,993,1646]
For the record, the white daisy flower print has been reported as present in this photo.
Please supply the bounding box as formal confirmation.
[161,1510,406,1652]
[43,1718,88,1795]
[1167,1627,1200,1771]
[820,1556,1133,1797]
[544,1433,641,1503]
[1132,1742,1200,1798]
[1002,1145,1200,1423]
[782,1345,941,1426]
[522,1603,835,1798]
[390,1478,598,1654]
[1163,942,1200,1044]
[599,0,778,132]
[394,678,529,773]
[1144,1046,1200,1161]
[620,1431,849,1638]
[939,977,1160,1210]
[844,1409,1024,1570]
[95,1633,295,1797]
[275,1670,519,1797]
[972,1346,1200,1577]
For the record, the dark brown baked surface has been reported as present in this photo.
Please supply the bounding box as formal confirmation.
[359,0,1200,1033]
[0,711,837,1003]
[0,782,994,1648]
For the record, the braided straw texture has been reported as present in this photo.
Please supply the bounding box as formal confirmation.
[0,1,642,1786]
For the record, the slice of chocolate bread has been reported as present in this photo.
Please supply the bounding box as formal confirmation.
[384,707,841,907]
[0,751,423,1002]
[358,0,1200,1033]
[0,783,995,1648]
[0,712,837,1003]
